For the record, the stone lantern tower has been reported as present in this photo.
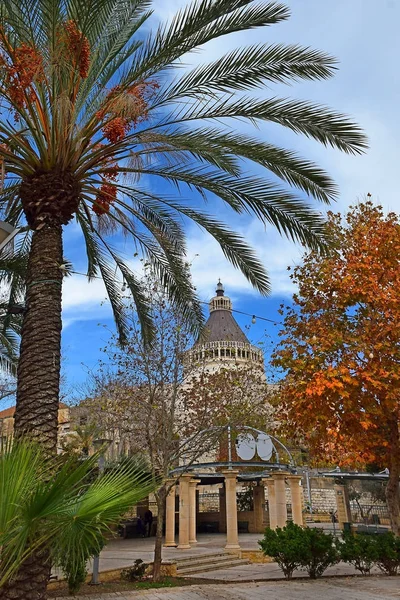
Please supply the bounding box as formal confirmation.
[187,280,264,374]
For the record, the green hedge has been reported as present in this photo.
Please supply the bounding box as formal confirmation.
[259,523,400,579]
[341,532,400,576]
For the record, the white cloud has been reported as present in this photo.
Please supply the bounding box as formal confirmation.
[62,275,110,327]
[60,254,146,327]
[321,112,400,213]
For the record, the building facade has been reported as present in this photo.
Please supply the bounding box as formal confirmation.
[0,402,71,451]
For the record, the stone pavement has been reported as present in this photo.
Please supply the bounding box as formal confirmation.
[95,531,342,573]
[53,576,400,600]
[184,560,373,580]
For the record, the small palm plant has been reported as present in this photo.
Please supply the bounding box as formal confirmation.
[0,441,156,595]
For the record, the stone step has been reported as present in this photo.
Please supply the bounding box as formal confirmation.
[178,557,248,575]
[176,552,228,567]
[176,553,249,575]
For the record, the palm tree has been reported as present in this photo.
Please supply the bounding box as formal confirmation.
[0,0,367,455]
[0,441,156,597]
[60,422,102,456]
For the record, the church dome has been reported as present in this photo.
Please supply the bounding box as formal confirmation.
[189,281,263,369]
[198,280,249,344]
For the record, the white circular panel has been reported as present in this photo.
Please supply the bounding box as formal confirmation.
[235,433,256,460]
[257,433,274,461]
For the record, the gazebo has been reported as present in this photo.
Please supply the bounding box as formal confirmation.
[164,426,304,551]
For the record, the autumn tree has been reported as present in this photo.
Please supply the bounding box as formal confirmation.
[272,202,400,533]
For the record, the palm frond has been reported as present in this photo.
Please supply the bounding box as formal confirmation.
[134,128,337,202]
[0,237,30,375]
[152,95,367,155]
[127,1,289,82]
[120,165,329,254]
[158,43,337,103]
[75,1,152,114]
[75,212,130,342]
[0,441,157,586]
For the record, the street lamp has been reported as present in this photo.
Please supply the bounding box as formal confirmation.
[0,221,19,253]
[89,438,112,586]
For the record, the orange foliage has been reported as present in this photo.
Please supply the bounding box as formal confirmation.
[273,202,400,472]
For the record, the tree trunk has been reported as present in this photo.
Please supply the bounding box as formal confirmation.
[153,487,166,582]
[1,225,63,600]
[386,419,400,536]
[0,551,51,600]
[14,224,63,451]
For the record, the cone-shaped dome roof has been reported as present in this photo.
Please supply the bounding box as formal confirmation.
[197,281,249,344]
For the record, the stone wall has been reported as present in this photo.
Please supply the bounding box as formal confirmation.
[308,488,337,514]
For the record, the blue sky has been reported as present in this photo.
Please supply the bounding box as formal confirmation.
[59,0,400,397]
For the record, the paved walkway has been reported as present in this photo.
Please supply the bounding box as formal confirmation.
[94,533,268,573]
[53,577,400,599]
[95,531,340,573]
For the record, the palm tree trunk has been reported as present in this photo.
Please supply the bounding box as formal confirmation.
[153,487,166,582]
[14,224,63,451]
[2,225,63,600]
[0,551,51,600]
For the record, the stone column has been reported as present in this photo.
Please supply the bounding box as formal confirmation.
[164,482,177,547]
[263,478,277,530]
[189,479,200,544]
[273,472,288,528]
[288,475,303,526]
[223,470,240,552]
[177,474,192,549]
[219,486,227,533]
[335,484,352,530]
[253,484,265,533]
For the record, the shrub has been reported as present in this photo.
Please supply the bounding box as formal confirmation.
[63,558,87,595]
[299,527,339,578]
[260,522,338,579]
[259,522,304,579]
[375,532,400,576]
[121,559,147,582]
[340,532,379,575]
